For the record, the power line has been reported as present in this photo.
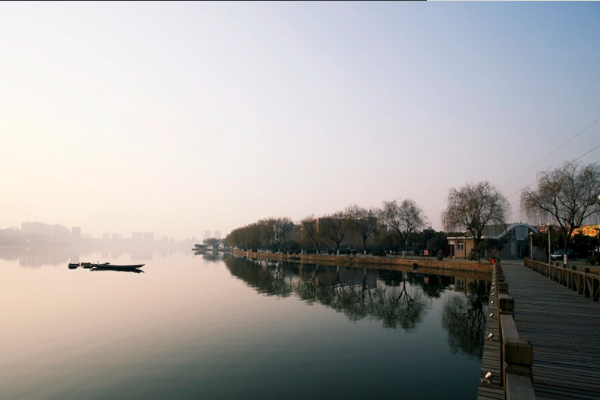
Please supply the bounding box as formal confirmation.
[505,143,600,200]
[501,115,600,189]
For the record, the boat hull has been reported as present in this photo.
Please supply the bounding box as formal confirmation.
[93,264,144,269]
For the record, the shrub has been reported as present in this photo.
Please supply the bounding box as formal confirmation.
[467,249,479,261]
[587,256,599,266]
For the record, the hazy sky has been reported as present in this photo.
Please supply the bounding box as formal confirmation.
[1,2,599,239]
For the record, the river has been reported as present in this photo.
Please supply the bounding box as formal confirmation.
[0,249,489,399]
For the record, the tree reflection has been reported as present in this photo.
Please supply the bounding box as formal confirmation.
[201,252,222,262]
[223,256,432,331]
[224,256,294,298]
[372,277,428,330]
[441,281,488,359]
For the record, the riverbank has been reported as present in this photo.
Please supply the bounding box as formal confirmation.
[232,249,493,274]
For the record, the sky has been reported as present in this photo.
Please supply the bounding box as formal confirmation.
[1,2,599,239]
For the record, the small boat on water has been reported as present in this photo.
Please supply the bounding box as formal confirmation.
[91,266,144,274]
[69,262,144,270]
[92,263,144,269]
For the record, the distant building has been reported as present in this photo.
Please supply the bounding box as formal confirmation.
[72,227,81,239]
[143,232,154,242]
[214,230,221,239]
[102,233,110,240]
[81,234,92,239]
[21,222,70,238]
[204,230,211,240]
[132,232,143,241]
[446,223,537,259]
[111,233,121,240]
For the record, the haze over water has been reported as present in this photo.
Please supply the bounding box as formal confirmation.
[1,250,489,400]
[2,2,599,238]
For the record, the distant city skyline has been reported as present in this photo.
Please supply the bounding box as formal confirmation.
[5,220,219,242]
[1,3,599,238]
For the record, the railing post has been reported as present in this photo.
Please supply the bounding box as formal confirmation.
[499,296,535,400]
[499,295,513,384]
[504,338,535,400]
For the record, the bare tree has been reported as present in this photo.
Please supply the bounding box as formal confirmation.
[272,217,293,252]
[521,161,600,256]
[202,238,221,249]
[320,210,352,256]
[442,181,509,261]
[381,199,426,257]
[300,215,325,253]
[348,205,379,255]
[258,218,275,250]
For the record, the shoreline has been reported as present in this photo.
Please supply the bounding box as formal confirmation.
[232,249,493,276]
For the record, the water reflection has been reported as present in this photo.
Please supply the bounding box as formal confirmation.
[442,281,488,359]
[0,246,71,267]
[2,250,488,400]
[200,251,222,262]
[0,247,188,268]
[90,267,145,274]
[223,255,489,347]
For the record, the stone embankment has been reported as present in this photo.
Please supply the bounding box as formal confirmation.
[232,249,493,274]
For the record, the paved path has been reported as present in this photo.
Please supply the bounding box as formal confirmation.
[501,260,600,400]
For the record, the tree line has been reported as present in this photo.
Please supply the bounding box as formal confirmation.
[223,161,600,261]
[224,199,450,257]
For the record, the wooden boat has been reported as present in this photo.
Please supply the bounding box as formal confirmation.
[91,266,144,273]
[92,263,144,269]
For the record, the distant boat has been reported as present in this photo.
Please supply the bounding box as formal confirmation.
[92,263,144,269]
[91,266,144,274]
[68,263,79,269]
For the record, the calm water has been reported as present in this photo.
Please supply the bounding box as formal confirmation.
[1,249,489,400]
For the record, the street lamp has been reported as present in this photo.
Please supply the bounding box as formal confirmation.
[529,231,534,259]
[546,222,552,265]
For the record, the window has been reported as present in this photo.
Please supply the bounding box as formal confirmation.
[506,229,516,240]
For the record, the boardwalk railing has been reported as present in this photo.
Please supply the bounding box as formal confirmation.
[524,258,600,304]
[494,264,536,400]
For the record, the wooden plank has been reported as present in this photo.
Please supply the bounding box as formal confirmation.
[500,261,600,400]
[477,270,504,400]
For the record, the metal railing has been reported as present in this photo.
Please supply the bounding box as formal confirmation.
[524,258,600,304]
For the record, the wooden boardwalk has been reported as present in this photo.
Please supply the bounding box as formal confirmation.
[500,261,600,400]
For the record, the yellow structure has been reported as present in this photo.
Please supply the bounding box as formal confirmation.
[572,224,600,237]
